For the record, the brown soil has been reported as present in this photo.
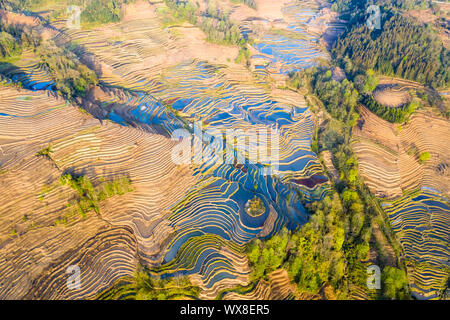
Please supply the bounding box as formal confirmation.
[0,85,197,298]
[373,87,411,108]
[0,10,40,27]
[353,106,450,199]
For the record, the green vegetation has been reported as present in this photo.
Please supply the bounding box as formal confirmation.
[360,94,416,123]
[274,31,414,298]
[0,0,36,11]
[248,194,347,296]
[418,152,431,164]
[354,69,378,94]
[235,45,251,66]
[161,0,198,26]
[59,174,132,219]
[407,144,418,157]
[163,0,243,45]
[289,68,358,123]
[382,266,409,299]
[0,19,98,99]
[289,67,421,124]
[310,78,409,298]
[333,11,449,88]
[2,0,134,26]
[36,144,54,158]
[312,70,359,122]
[311,127,319,154]
[37,41,98,98]
[246,184,409,299]
[0,21,40,61]
[80,0,133,26]
[0,31,22,60]
[330,1,433,21]
[245,108,410,299]
[99,270,200,300]
[10,226,17,236]
[200,15,242,45]
[393,0,433,10]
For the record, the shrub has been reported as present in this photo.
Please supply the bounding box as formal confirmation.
[59,174,132,217]
[419,152,430,164]
[382,266,409,299]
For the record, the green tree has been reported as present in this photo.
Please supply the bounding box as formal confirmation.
[419,152,430,164]
[382,267,409,299]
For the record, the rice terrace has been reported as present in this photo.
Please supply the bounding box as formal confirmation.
[0,0,448,304]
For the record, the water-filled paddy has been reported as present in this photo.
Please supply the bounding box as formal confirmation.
[382,189,450,299]
[102,59,328,290]
[1,2,330,294]
[251,4,326,74]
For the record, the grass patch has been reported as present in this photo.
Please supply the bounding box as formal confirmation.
[36,144,54,158]
[98,270,200,300]
[59,173,132,219]
[419,152,431,164]
[10,226,17,237]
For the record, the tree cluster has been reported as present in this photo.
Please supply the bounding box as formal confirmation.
[333,14,449,88]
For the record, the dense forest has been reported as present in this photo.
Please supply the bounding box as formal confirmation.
[200,2,242,45]
[247,195,347,297]
[247,193,409,299]
[332,6,449,88]
[287,0,449,124]
[330,0,434,13]
[288,68,359,124]
[313,70,359,122]
[289,66,421,124]
[37,42,98,97]
[257,64,412,299]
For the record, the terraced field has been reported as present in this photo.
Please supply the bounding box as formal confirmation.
[221,269,298,300]
[5,0,448,302]
[0,85,197,298]
[238,1,334,75]
[353,106,450,199]
[0,50,55,91]
[72,50,328,298]
[0,0,334,299]
[353,106,450,299]
[373,85,411,108]
[382,189,450,299]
